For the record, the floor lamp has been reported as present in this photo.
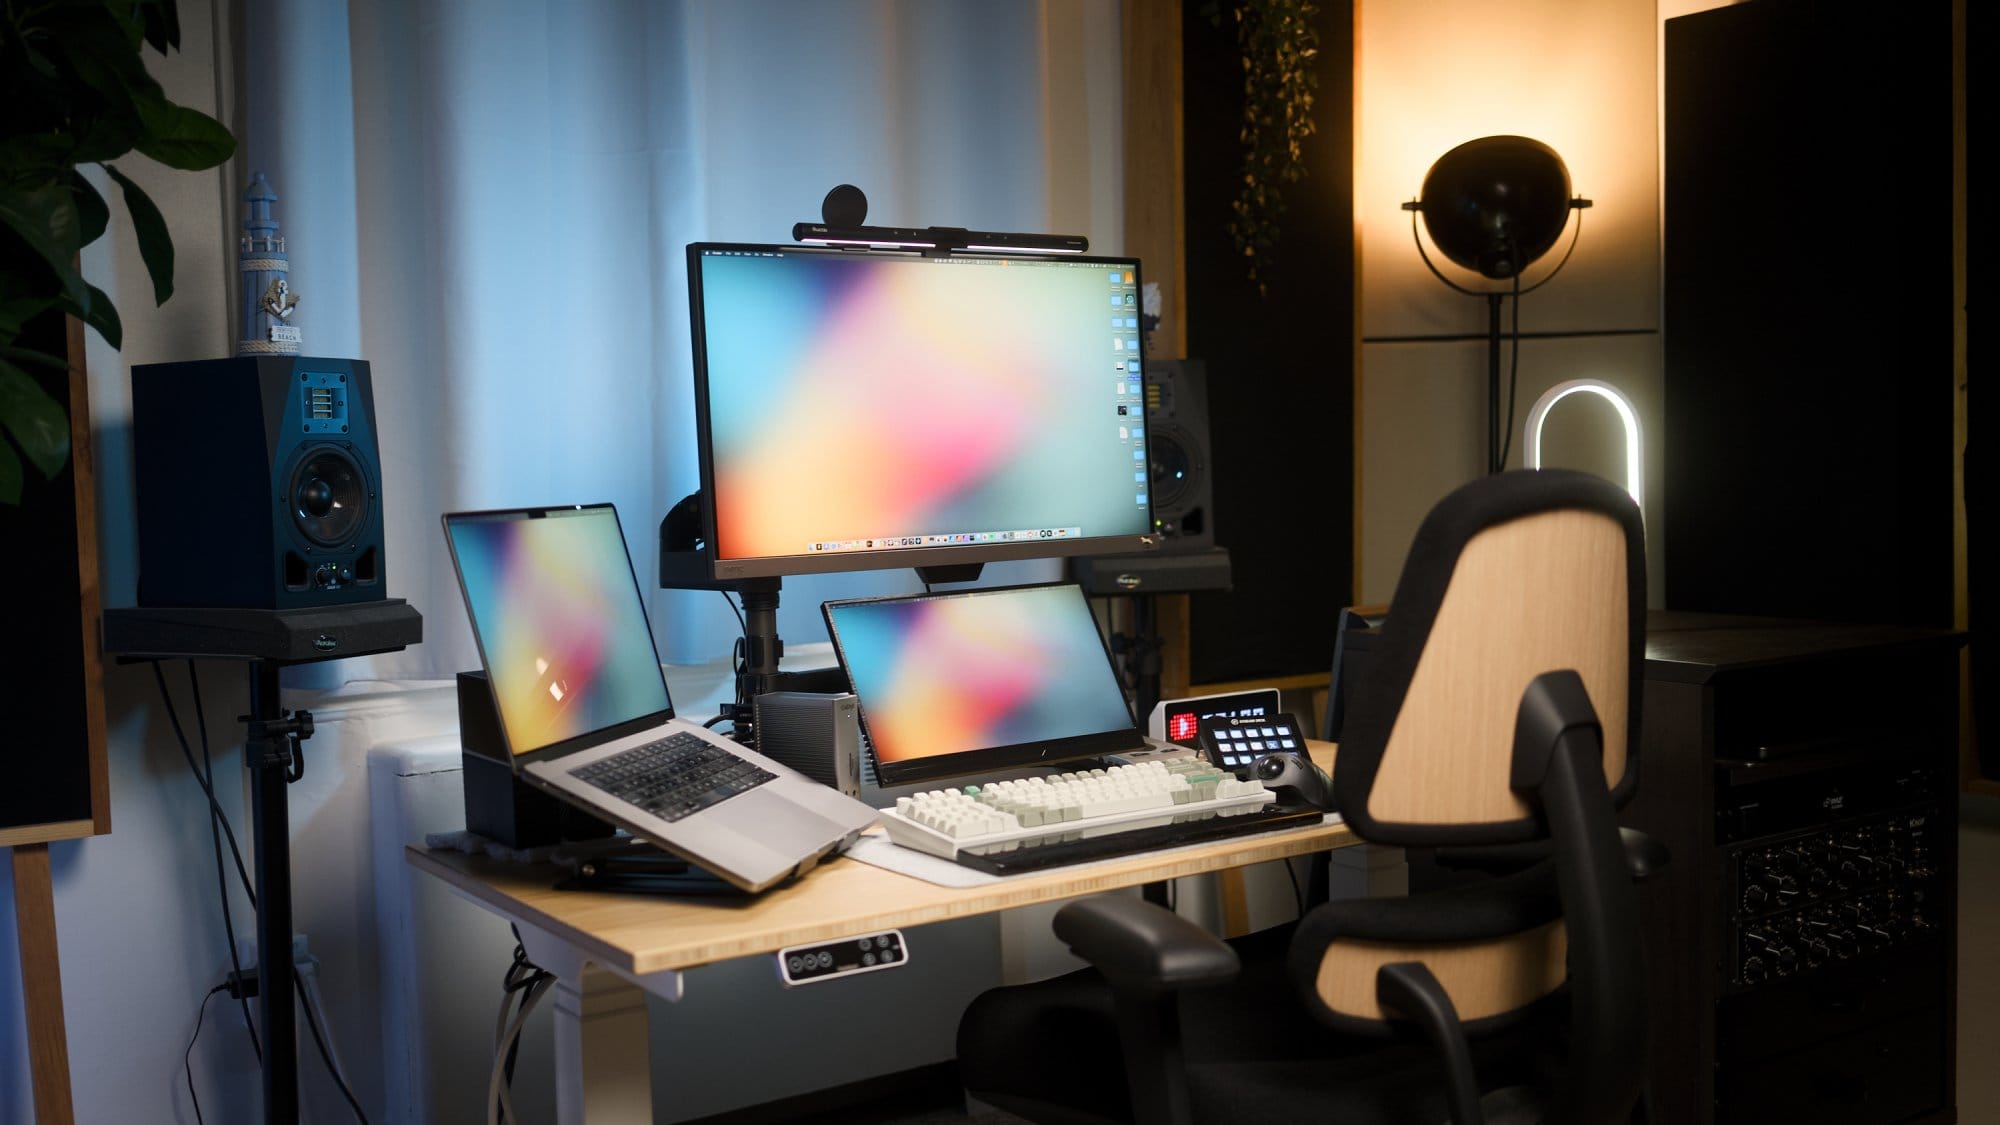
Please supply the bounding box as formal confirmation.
[1402,135,1591,474]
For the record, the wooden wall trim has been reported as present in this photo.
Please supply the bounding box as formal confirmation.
[67,311,111,836]
[1122,0,1186,361]
[1123,0,1193,703]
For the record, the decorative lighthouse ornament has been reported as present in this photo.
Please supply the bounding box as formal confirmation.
[237,173,301,355]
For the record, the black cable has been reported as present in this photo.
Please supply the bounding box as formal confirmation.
[188,661,264,1066]
[1494,265,1525,471]
[155,661,261,1062]
[703,713,733,730]
[1282,855,1306,919]
[294,970,370,1123]
[183,983,228,1125]
[152,662,257,902]
[719,590,747,641]
[498,929,554,1121]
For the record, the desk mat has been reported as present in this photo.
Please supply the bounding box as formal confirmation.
[841,814,1344,888]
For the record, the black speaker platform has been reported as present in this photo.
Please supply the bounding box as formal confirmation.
[1068,547,1231,596]
[102,598,422,663]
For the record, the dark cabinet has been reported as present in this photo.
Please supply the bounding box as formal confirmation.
[1629,613,1965,1125]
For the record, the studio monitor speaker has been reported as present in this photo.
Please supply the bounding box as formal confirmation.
[132,356,387,609]
[1142,359,1214,552]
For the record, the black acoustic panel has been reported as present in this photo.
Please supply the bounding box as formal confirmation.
[0,310,94,831]
[1181,0,1356,684]
[1663,1,1953,629]
[1142,359,1216,551]
[132,356,387,609]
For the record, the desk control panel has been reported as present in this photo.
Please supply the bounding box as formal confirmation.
[777,929,907,987]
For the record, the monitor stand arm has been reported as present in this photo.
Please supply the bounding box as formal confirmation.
[1111,593,1164,720]
[661,497,994,745]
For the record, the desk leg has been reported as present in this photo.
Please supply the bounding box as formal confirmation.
[1328,845,1407,898]
[550,964,653,1125]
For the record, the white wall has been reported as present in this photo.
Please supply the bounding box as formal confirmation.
[1355,0,1666,605]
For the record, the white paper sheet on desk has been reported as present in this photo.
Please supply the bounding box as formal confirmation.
[841,814,1344,888]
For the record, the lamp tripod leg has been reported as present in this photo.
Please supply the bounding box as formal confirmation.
[1487,291,1504,474]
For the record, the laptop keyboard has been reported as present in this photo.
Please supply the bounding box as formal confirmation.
[573,732,776,822]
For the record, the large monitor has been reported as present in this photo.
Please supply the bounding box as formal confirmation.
[686,243,1159,581]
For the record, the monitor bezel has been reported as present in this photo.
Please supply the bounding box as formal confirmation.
[821,581,1141,788]
[686,241,1160,581]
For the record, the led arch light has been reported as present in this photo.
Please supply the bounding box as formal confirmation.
[1524,379,1643,508]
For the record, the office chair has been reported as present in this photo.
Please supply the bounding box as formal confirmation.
[956,469,1656,1125]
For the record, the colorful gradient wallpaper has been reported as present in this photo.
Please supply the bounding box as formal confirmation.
[825,584,1136,768]
[445,507,673,755]
[694,248,1151,561]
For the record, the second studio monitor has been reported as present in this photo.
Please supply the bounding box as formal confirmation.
[1141,359,1215,552]
[132,356,387,609]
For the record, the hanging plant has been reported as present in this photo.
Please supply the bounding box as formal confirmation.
[1215,0,1319,297]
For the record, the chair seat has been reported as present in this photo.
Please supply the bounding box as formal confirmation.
[958,922,1562,1125]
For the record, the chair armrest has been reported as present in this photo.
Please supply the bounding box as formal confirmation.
[1053,895,1240,993]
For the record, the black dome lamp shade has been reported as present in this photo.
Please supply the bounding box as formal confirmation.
[1402,135,1592,472]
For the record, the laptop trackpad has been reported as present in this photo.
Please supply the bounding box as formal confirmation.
[726,787,850,851]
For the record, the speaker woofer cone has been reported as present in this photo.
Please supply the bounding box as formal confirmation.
[1148,429,1195,510]
[288,445,368,546]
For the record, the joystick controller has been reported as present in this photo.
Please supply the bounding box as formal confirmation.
[1252,752,1336,811]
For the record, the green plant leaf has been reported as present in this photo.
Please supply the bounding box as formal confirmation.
[68,170,111,247]
[0,358,73,481]
[0,346,73,373]
[137,0,183,53]
[0,295,55,343]
[103,164,174,304]
[55,283,122,351]
[133,100,236,170]
[0,186,89,309]
[0,439,23,505]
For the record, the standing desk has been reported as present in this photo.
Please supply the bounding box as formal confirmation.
[407,742,1356,1123]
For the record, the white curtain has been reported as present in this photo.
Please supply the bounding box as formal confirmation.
[246,0,1125,682]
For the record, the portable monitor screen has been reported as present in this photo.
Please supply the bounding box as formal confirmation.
[823,583,1140,786]
[690,244,1155,578]
[443,505,672,757]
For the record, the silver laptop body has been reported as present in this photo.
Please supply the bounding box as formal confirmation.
[442,503,876,893]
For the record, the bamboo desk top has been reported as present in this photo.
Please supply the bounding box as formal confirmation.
[408,741,1350,977]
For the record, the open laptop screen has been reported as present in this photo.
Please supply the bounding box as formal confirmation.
[443,505,672,757]
[822,583,1139,786]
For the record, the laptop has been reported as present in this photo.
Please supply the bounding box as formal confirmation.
[821,582,1187,789]
[442,503,878,893]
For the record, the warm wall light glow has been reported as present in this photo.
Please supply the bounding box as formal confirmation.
[1525,378,1644,507]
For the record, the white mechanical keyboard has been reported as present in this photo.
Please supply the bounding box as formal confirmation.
[879,758,1274,861]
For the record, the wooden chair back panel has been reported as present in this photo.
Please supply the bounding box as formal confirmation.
[1314,920,1569,1023]
[1368,509,1628,826]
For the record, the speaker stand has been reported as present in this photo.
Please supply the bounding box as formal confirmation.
[102,603,421,1124]
[246,659,302,1123]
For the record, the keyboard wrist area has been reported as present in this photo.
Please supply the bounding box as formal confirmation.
[1052,895,1239,992]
